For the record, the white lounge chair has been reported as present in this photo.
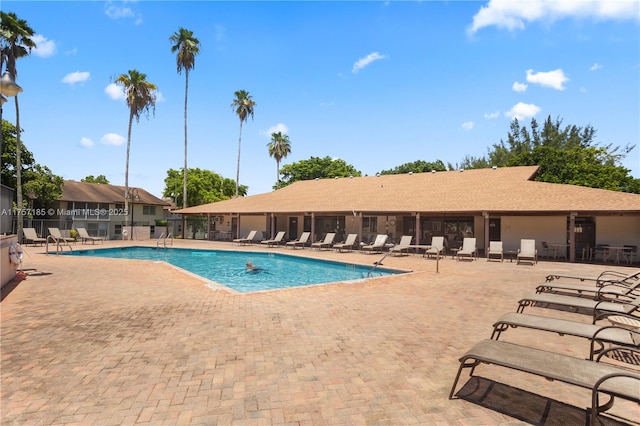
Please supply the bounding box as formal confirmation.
[260,231,286,247]
[333,233,358,252]
[311,233,336,250]
[23,227,46,246]
[389,235,413,256]
[76,227,103,245]
[456,237,477,261]
[486,241,503,262]
[233,230,258,245]
[285,231,310,249]
[424,236,444,259]
[517,238,537,265]
[361,234,388,254]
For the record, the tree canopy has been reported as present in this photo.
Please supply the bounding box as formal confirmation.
[82,175,110,184]
[454,116,639,193]
[1,119,63,207]
[278,156,362,188]
[163,168,247,208]
[379,160,447,175]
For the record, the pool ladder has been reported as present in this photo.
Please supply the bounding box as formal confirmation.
[46,235,73,255]
[367,252,391,277]
[156,232,174,248]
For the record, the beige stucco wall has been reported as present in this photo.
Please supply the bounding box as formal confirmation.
[596,216,640,247]
[499,216,566,253]
[1,235,19,288]
[237,215,268,240]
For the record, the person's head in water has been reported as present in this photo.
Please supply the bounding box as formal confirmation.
[246,261,257,271]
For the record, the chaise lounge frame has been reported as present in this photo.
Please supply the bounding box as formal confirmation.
[449,339,640,425]
[491,312,639,360]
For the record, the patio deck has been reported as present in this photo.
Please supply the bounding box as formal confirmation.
[2,239,639,425]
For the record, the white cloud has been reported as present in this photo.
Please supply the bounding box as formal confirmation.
[80,137,94,148]
[526,69,569,90]
[104,1,142,25]
[100,133,126,146]
[105,83,125,100]
[512,81,528,92]
[468,0,640,34]
[505,102,541,120]
[484,111,500,119]
[65,47,78,56]
[214,24,225,42]
[31,34,56,57]
[462,121,474,130]
[156,91,166,102]
[590,63,603,71]
[262,123,289,137]
[319,101,335,107]
[352,52,387,74]
[104,2,134,19]
[62,71,90,85]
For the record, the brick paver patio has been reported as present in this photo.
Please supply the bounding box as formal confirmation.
[2,240,639,425]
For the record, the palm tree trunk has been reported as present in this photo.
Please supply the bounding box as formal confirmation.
[15,95,22,243]
[276,159,280,188]
[183,69,189,209]
[124,108,134,236]
[236,121,243,197]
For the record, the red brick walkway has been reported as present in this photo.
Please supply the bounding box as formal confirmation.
[2,240,639,425]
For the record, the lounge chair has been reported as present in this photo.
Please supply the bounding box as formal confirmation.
[361,234,388,254]
[535,279,640,301]
[449,339,640,426]
[333,233,358,252]
[491,312,639,360]
[516,292,640,323]
[23,227,46,246]
[76,227,104,245]
[486,241,503,262]
[423,236,444,259]
[456,237,477,261]
[516,239,537,265]
[233,230,258,245]
[311,232,336,250]
[48,227,75,245]
[260,231,286,248]
[285,232,310,249]
[389,235,413,256]
[545,269,640,287]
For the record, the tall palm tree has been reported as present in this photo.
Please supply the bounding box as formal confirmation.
[169,27,199,210]
[267,131,291,189]
[114,69,157,225]
[231,90,256,197]
[1,11,35,243]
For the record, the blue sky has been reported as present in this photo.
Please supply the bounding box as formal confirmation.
[3,0,639,199]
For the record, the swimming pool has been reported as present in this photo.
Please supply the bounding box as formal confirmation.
[67,247,404,293]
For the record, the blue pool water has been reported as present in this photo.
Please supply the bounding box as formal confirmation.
[67,247,403,293]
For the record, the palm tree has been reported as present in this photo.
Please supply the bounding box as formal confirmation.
[231,90,256,197]
[1,11,35,243]
[114,69,157,225]
[267,131,291,189]
[169,27,200,209]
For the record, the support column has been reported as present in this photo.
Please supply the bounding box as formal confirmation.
[415,213,421,245]
[569,213,576,263]
[483,212,490,258]
[310,212,315,243]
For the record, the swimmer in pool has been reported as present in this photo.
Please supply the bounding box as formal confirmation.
[246,261,262,272]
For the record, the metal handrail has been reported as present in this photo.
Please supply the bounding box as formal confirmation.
[367,251,392,277]
[46,235,72,255]
[156,232,174,248]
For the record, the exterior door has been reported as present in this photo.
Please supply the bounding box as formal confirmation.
[288,217,298,241]
[488,218,501,241]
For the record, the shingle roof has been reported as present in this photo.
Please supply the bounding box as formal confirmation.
[61,181,169,206]
[175,166,640,215]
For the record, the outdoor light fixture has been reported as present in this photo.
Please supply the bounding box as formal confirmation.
[0,70,23,97]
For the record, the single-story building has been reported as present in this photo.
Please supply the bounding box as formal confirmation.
[25,180,171,241]
[175,166,640,263]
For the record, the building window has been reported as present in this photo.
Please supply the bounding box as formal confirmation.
[115,224,122,236]
[363,217,377,233]
[143,205,156,215]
